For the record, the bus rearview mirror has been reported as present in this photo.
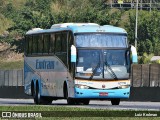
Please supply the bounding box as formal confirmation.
[71,45,77,62]
[131,45,138,63]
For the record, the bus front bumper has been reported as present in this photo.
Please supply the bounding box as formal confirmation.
[74,87,130,99]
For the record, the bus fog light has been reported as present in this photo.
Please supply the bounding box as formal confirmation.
[75,84,89,89]
[118,85,130,89]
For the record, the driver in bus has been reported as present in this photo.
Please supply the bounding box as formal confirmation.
[107,54,119,65]
[112,55,119,65]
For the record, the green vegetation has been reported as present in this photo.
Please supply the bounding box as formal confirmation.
[139,52,154,64]
[0,60,23,69]
[0,0,160,65]
[0,14,13,34]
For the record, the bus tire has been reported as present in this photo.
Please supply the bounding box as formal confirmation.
[65,86,75,105]
[111,98,120,105]
[41,97,53,105]
[83,99,90,105]
[76,99,90,105]
[33,81,41,104]
[67,98,75,105]
[31,81,34,96]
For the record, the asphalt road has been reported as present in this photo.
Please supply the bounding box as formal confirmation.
[0,98,159,111]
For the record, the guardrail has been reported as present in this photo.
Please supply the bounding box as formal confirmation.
[0,69,23,87]
[132,64,160,87]
[106,0,160,10]
[0,64,160,87]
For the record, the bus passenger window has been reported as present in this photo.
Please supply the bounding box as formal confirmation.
[61,32,67,53]
[32,35,38,54]
[28,36,32,54]
[43,34,50,54]
[50,33,55,54]
[55,33,61,53]
[68,31,74,49]
[25,36,29,55]
[38,35,43,54]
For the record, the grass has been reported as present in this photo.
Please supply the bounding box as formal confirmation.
[0,106,159,120]
[0,42,24,70]
[0,59,23,69]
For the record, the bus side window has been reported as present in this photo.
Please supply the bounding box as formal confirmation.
[25,36,29,55]
[68,31,74,48]
[60,32,68,66]
[50,33,55,54]
[38,35,43,55]
[55,33,61,53]
[32,35,38,54]
[43,34,50,54]
[28,35,32,55]
[61,32,67,53]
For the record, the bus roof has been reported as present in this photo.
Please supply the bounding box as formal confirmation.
[26,23,127,35]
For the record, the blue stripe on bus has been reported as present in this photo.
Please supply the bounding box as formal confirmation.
[68,26,127,34]
[27,25,127,35]
[74,87,130,99]
[24,62,34,73]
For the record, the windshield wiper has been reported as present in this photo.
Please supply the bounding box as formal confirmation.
[104,61,118,80]
[89,62,100,80]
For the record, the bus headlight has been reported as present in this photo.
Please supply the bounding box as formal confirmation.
[118,85,130,89]
[75,84,89,89]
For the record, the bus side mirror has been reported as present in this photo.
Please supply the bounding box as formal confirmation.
[130,45,138,63]
[71,45,77,62]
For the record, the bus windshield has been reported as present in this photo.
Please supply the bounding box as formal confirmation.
[76,49,130,80]
[76,34,128,48]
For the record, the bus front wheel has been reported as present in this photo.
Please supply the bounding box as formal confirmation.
[111,98,120,105]
[76,99,90,105]
[41,97,53,105]
[82,99,90,105]
[65,87,75,105]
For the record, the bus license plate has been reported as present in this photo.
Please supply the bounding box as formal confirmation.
[99,92,108,96]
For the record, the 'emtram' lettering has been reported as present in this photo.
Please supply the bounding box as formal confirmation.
[36,60,54,69]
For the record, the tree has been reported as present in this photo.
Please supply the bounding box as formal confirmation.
[51,0,110,24]
[1,0,160,58]
[139,52,154,64]
[124,11,135,45]
[125,10,160,56]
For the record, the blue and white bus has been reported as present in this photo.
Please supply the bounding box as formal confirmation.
[24,23,137,105]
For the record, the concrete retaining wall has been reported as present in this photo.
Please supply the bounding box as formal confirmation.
[129,87,160,102]
[0,86,31,99]
[0,87,160,101]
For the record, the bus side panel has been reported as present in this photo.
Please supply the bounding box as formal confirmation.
[66,76,75,98]
[24,57,36,95]
[24,56,74,98]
